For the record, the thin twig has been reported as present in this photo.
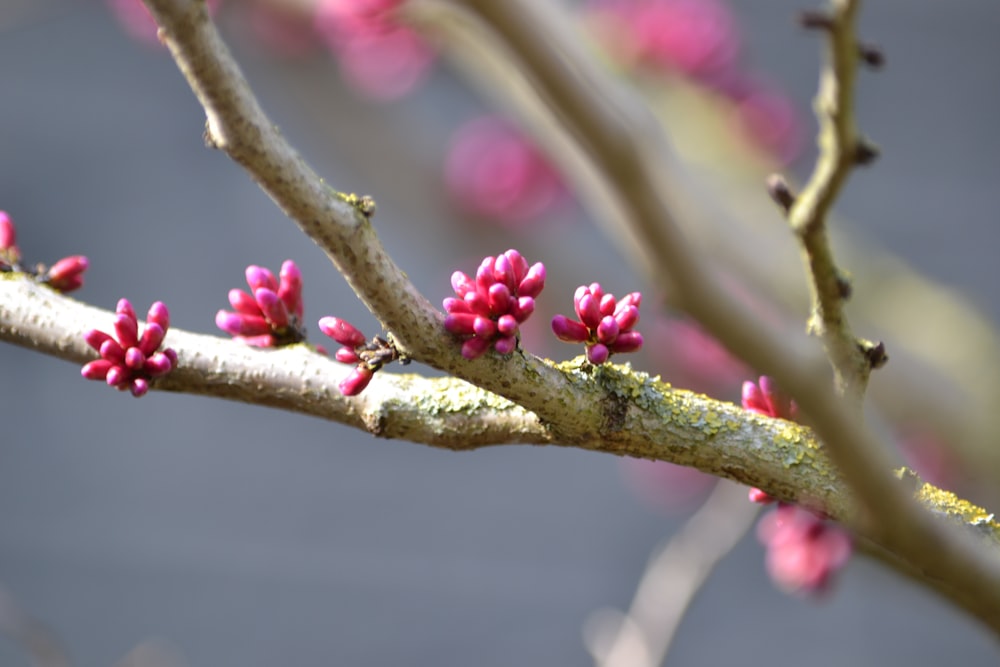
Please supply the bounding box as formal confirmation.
[585,481,759,667]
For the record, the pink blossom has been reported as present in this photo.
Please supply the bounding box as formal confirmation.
[726,77,804,165]
[757,504,852,595]
[445,116,566,225]
[82,299,177,398]
[216,261,306,347]
[444,250,544,359]
[318,316,401,396]
[586,0,740,79]
[551,284,642,364]
[45,255,89,293]
[315,0,434,100]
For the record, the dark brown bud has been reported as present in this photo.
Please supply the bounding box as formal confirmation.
[859,43,885,69]
[766,173,796,215]
[798,11,834,31]
[836,271,853,300]
[854,139,880,166]
[859,339,888,369]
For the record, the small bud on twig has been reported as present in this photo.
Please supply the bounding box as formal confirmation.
[766,174,796,215]
[798,11,834,31]
[836,271,853,300]
[859,339,889,369]
[854,139,880,166]
[858,43,885,69]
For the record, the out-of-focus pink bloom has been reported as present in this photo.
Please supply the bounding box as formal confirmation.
[757,503,852,595]
[445,116,566,226]
[243,1,322,58]
[898,430,960,490]
[444,250,544,359]
[586,0,740,79]
[742,375,797,421]
[106,0,224,45]
[552,284,642,364]
[315,0,434,100]
[622,458,716,514]
[82,299,178,398]
[216,261,306,347]
[726,77,804,165]
[648,317,749,397]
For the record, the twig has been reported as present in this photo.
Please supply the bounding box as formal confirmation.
[585,481,759,667]
[449,0,1000,633]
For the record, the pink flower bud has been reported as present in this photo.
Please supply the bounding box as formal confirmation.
[99,339,125,365]
[125,347,146,370]
[164,348,178,369]
[608,331,643,353]
[511,296,535,322]
[229,288,260,316]
[138,323,165,356]
[494,335,516,355]
[46,255,89,292]
[106,365,128,388]
[84,329,114,352]
[472,316,497,339]
[0,211,15,249]
[237,334,277,347]
[551,315,589,343]
[463,290,489,316]
[245,265,278,292]
[144,353,174,377]
[476,256,497,293]
[619,292,642,309]
[614,305,639,331]
[442,297,471,314]
[517,263,546,299]
[116,298,137,321]
[461,336,491,360]
[443,313,477,336]
[130,378,149,398]
[496,314,519,336]
[278,260,304,318]
[216,311,270,337]
[575,292,601,329]
[335,348,362,364]
[114,313,139,349]
[255,288,289,329]
[599,293,617,317]
[81,359,113,380]
[504,249,529,285]
[748,487,775,504]
[451,271,476,297]
[339,365,374,396]
[596,316,620,344]
[487,283,511,315]
[587,343,610,365]
[317,316,367,346]
[493,253,517,292]
[147,301,170,332]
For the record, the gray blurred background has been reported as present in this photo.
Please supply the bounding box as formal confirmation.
[1,1,999,665]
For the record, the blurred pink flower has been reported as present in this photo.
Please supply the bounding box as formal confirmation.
[757,504,852,595]
[647,317,748,397]
[315,0,434,99]
[727,77,804,165]
[445,116,566,225]
[587,0,740,79]
[898,430,960,490]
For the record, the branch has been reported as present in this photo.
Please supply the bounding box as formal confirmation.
[448,0,1000,632]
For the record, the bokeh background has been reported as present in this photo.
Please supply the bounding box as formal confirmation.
[2,1,999,665]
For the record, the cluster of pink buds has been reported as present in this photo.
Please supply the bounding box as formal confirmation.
[757,503,852,595]
[741,375,853,593]
[443,250,545,360]
[0,211,88,293]
[551,284,643,364]
[81,299,177,398]
[742,375,798,504]
[319,317,403,396]
[216,262,306,347]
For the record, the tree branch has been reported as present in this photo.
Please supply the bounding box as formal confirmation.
[448,0,1000,632]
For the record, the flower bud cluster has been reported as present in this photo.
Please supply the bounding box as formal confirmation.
[216,261,306,347]
[0,211,88,293]
[319,317,401,396]
[443,250,545,360]
[741,375,852,594]
[551,284,643,364]
[756,503,852,595]
[81,299,177,398]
